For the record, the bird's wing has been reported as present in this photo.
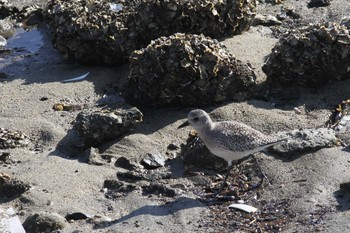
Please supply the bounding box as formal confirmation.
[216,121,276,152]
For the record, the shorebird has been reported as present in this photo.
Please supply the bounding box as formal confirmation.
[178,109,286,196]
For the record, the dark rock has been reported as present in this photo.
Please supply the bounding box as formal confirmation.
[271,128,337,156]
[0,72,8,80]
[45,0,256,65]
[103,180,125,190]
[127,33,256,107]
[74,107,143,147]
[141,152,165,169]
[0,172,30,198]
[0,151,10,163]
[142,183,176,197]
[0,1,19,18]
[116,171,145,182]
[115,156,136,170]
[65,212,91,221]
[340,182,350,193]
[167,143,180,151]
[22,212,67,233]
[263,23,350,87]
[308,0,332,8]
[103,180,137,198]
[144,170,172,181]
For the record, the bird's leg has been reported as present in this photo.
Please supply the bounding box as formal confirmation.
[252,154,271,186]
[213,164,233,197]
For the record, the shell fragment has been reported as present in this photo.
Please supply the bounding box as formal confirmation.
[228,203,258,213]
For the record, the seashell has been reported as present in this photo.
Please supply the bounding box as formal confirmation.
[62,72,89,83]
[228,203,258,213]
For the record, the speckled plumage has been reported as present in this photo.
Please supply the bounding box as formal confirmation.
[180,109,284,166]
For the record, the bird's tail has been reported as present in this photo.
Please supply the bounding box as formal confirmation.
[263,137,288,148]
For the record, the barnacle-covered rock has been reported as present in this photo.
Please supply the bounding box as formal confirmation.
[74,106,143,147]
[45,0,137,65]
[0,0,19,18]
[263,23,350,87]
[23,212,67,233]
[45,0,256,65]
[0,128,29,149]
[0,172,30,198]
[0,1,42,25]
[127,33,256,107]
[121,0,256,43]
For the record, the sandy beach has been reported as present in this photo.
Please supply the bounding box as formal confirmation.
[1,0,350,232]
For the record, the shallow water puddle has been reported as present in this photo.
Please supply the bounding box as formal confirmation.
[5,27,43,54]
[0,27,44,71]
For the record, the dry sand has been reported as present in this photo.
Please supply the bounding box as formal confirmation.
[1,0,350,232]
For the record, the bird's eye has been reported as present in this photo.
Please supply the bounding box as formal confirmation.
[193,117,199,121]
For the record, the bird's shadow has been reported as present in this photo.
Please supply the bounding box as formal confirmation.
[334,182,350,212]
[267,149,318,162]
[92,196,206,229]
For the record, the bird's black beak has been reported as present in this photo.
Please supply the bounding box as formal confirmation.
[178,121,189,129]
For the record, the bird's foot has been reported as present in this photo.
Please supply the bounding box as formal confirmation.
[211,182,227,198]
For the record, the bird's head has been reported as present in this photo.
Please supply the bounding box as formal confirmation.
[178,109,212,131]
